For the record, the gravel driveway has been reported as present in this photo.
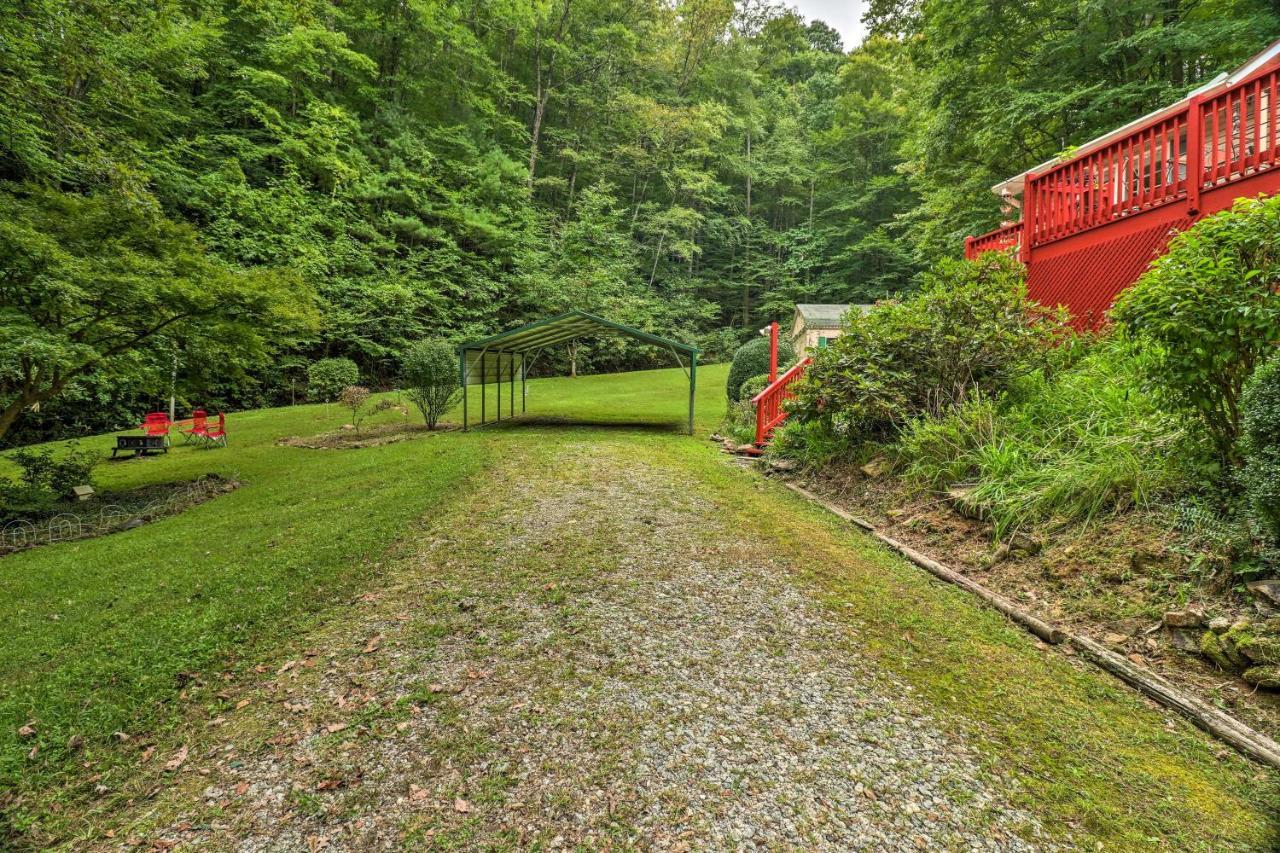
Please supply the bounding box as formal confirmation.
[103,442,1060,851]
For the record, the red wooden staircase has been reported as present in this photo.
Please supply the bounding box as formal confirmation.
[751,357,811,450]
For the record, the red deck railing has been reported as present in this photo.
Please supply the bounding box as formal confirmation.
[753,357,811,446]
[964,222,1023,259]
[968,57,1279,257]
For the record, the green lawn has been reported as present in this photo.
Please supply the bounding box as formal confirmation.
[0,365,727,805]
[2,363,1278,849]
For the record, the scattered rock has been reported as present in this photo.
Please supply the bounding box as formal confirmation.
[1199,631,1240,672]
[885,508,907,520]
[1208,616,1233,634]
[1007,532,1042,557]
[1246,579,1280,608]
[1243,664,1280,689]
[123,518,145,530]
[766,458,797,473]
[1165,627,1202,653]
[735,443,757,455]
[67,734,84,752]
[1235,633,1280,665]
[708,433,726,443]
[860,456,892,479]
[1162,607,1205,629]
[1103,633,1128,646]
[341,423,356,431]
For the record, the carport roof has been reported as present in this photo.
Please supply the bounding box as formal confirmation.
[457,310,699,355]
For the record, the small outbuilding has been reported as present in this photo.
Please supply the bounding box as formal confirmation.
[789,304,871,354]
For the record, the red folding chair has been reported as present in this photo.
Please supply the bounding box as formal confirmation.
[203,412,228,448]
[139,412,173,447]
[179,409,209,444]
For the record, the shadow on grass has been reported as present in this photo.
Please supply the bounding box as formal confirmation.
[466,415,688,434]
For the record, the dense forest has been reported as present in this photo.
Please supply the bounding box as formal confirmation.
[3,0,1279,444]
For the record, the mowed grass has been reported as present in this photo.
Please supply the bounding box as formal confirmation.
[0,363,729,805]
[3,361,1279,849]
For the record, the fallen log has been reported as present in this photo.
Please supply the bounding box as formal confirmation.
[1071,636,1280,771]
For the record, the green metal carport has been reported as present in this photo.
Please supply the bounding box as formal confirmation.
[457,310,700,434]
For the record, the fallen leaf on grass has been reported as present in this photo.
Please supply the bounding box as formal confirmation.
[140,745,156,762]
[234,698,252,711]
[163,745,188,771]
[278,660,297,674]
[316,779,343,791]
[324,723,348,734]
[363,635,383,654]
[234,781,250,796]
[409,784,429,801]
[113,731,131,743]
[17,723,35,738]
[453,798,471,814]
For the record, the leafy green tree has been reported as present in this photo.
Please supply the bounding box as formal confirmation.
[0,186,313,444]
[402,340,461,429]
[1113,196,1280,466]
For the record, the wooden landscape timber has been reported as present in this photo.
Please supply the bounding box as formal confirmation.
[781,480,1280,772]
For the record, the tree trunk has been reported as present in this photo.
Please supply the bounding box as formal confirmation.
[568,340,578,378]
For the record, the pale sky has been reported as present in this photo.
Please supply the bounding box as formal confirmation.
[789,0,869,51]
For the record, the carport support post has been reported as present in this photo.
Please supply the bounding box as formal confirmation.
[521,357,526,412]
[688,353,697,435]
[460,350,468,431]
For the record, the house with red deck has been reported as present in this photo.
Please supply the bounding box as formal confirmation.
[751,39,1280,448]
[966,38,1280,329]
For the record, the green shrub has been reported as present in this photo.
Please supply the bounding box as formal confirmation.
[1242,351,1280,545]
[726,336,795,403]
[792,252,1065,440]
[767,417,863,469]
[307,358,359,402]
[402,340,461,429]
[721,373,770,442]
[1112,194,1280,465]
[1,443,99,520]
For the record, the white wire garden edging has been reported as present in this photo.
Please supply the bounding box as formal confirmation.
[0,474,241,555]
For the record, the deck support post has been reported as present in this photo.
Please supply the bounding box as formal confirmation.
[1020,172,1037,264]
[1187,95,1204,215]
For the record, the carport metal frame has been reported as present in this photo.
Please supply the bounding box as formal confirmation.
[457,310,700,434]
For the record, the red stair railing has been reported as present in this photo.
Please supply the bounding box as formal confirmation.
[753,357,811,446]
